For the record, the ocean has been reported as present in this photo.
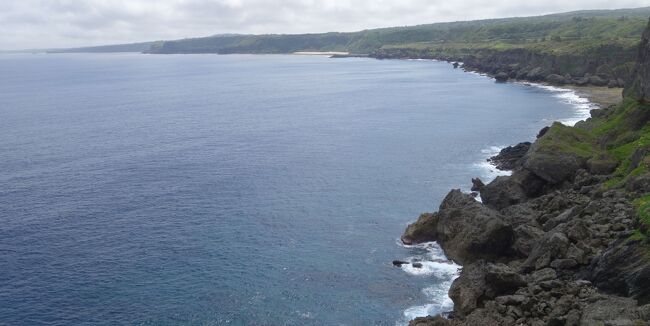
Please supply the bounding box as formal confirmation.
[0,53,595,325]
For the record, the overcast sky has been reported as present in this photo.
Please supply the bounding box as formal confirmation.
[1,0,649,50]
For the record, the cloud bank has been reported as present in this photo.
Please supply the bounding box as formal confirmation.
[1,0,648,50]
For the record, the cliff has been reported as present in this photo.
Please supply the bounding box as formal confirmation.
[626,18,650,102]
[404,18,650,326]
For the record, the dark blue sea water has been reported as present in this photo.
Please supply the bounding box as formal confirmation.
[0,53,593,325]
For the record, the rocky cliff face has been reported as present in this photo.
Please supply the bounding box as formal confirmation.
[372,44,636,88]
[626,18,650,102]
[404,18,650,326]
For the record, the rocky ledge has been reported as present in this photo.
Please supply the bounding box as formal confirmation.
[403,122,650,326]
[402,19,650,326]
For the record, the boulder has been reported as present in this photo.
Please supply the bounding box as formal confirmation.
[524,123,598,184]
[587,154,619,175]
[580,296,642,326]
[402,213,439,245]
[488,142,531,171]
[393,260,409,267]
[524,231,570,270]
[471,178,485,192]
[449,261,526,317]
[480,170,546,210]
[588,238,650,304]
[434,190,514,264]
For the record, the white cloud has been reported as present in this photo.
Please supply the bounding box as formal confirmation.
[0,0,648,50]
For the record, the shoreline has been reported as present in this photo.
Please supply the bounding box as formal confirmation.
[399,60,611,324]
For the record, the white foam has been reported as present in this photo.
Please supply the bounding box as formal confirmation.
[522,83,599,126]
[396,241,461,325]
[472,145,513,189]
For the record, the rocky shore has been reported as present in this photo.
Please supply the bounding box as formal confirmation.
[401,19,650,326]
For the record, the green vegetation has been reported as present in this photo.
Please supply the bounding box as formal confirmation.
[139,7,650,55]
[536,122,601,159]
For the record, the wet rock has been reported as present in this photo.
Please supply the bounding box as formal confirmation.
[412,262,423,269]
[393,260,409,267]
[488,142,531,171]
[432,190,514,264]
[402,213,439,245]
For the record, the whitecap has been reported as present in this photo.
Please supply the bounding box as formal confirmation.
[521,83,598,126]
[396,241,461,325]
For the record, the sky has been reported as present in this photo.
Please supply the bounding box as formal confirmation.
[1,0,649,50]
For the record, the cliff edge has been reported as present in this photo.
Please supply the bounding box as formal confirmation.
[404,18,650,326]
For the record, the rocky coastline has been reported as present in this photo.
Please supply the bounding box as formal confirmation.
[370,46,633,89]
[401,20,650,326]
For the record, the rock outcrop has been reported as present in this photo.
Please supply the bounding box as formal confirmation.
[488,142,531,171]
[402,18,650,326]
[626,18,650,102]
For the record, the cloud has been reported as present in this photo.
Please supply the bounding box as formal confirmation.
[0,0,648,50]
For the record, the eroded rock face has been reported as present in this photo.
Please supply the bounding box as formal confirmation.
[588,238,650,305]
[487,142,531,171]
[480,170,546,210]
[625,18,650,102]
[401,213,439,245]
[435,190,514,264]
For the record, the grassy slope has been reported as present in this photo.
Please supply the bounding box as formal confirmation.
[574,99,650,241]
[145,7,650,54]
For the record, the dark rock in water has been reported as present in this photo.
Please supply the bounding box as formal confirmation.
[488,142,531,171]
[392,260,409,267]
[625,18,650,102]
[412,262,423,269]
[401,213,439,245]
[588,238,650,304]
[402,190,514,264]
[537,126,550,139]
[409,315,451,326]
[453,62,460,69]
[494,72,509,82]
[471,178,485,192]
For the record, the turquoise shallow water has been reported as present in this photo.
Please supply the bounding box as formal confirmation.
[0,53,589,325]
